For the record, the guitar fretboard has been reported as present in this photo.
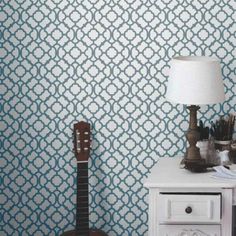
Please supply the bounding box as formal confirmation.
[76,162,89,234]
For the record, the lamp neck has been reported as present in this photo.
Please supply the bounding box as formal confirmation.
[187,105,200,130]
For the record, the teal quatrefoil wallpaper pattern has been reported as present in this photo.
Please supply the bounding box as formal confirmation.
[1,0,236,235]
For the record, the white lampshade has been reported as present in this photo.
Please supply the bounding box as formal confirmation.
[166,56,225,105]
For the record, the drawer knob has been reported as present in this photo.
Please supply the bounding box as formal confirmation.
[185,206,192,214]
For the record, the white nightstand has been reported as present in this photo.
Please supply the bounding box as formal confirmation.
[144,157,236,236]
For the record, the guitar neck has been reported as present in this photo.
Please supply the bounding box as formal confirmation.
[76,162,89,234]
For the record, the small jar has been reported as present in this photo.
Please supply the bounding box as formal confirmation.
[196,140,210,163]
[214,140,231,165]
[230,142,236,164]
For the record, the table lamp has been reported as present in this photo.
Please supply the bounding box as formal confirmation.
[166,56,225,171]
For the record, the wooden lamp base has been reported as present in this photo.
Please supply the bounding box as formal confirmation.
[184,105,206,172]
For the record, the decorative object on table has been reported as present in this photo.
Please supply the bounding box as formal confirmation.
[216,149,230,165]
[210,114,235,150]
[196,140,210,163]
[198,120,210,140]
[196,120,211,163]
[230,141,236,164]
[210,114,235,141]
[166,56,225,172]
[61,121,108,236]
[210,114,235,165]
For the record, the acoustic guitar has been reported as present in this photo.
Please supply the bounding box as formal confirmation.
[61,121,108,236]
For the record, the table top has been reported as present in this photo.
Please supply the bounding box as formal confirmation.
[144,157,236,189]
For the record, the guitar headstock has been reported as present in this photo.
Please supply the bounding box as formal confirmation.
[73,121,91,163]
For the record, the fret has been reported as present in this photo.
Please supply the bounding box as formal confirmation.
[78,170,88,176]
[77,209,88,212]
[77,222,89,227]
[77,219,89,223]
[77,194,88,199]
[78,178,88,184]
[77,190,88,194]
[77,201,88,205]
[77,191,88,196]
[78,185,88,189]
[77,185,88,190]
[77,189,88,192]
[77,213,89,217]
[77,205,88,210]
[77,207,88,212]
[77,209,89,213]
[77,204,89,210]
[77,217,89,222]
[77,208,88,213]
[77,195,88,199]
[76,215,89,220]
[77,200,89,204]
[77,207,88,210]
[78,174,88,179]
[77,220,89,225]
[78,175,88,179]
[77,205,89,210]
[77,182,88,186]
[78,187,88,190]
[77,198,88,203]
[78,163,88,167]
[78,176,88,179]
[78,188,88,191]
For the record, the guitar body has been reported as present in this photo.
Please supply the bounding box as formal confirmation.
[61,229,108,236]
[61,122,108,236]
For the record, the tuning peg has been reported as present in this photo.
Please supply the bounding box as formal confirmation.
[84,147,88,151]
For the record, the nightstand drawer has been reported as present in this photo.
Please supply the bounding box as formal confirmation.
[158,194,221,223]
[159,224,221,236]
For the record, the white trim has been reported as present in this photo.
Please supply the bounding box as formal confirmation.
[221,188,233,236]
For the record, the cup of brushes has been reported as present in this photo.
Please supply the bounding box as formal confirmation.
[197,114,235,165]
[212,114,235,165]
[211,114,235,150]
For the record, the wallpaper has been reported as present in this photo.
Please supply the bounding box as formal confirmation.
[1,0,235,235]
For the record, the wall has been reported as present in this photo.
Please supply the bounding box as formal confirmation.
[1,0,235,235]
